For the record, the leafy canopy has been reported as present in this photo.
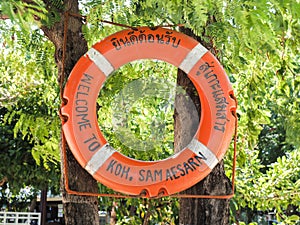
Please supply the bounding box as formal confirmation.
[0,0,299,223]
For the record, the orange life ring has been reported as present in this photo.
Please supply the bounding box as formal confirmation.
[61,27,236,197]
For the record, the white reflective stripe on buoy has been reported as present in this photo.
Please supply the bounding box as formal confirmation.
[187,138,219,169]
[85,144,116,175]
[86,48,114,76]
[179,43,208,74]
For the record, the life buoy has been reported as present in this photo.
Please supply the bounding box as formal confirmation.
[61,27,236,197]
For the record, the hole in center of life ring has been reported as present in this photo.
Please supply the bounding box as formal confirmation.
[97,60,200,161]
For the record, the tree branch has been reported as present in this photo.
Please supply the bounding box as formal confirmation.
[0,0,44,21]
[0,14,10,20]
[0,177,7,186]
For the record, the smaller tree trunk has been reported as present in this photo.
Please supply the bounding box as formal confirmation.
[29,197,37,212]
[42,0,100,224]
[62,148,100,225]
[110,201,117,225]
[40,188,47,225]
[174,27,232,225]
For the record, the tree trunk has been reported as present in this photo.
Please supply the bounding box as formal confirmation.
[40,188,47,225]
[29,197,37,212]
[110,201,117,225]
[41,1,99,224]
[174,27,232,225]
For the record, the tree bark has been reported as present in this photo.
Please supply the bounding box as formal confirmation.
[174,27,232,225]
[41,1,99,224]
[40,188,47,225]
[110,201,117,225]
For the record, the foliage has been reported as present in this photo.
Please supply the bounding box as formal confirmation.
[0,22,61,165]
[0,14,61,208]
[1,0,299,224]
[258,113,295,169]
[0,185,37,212]
[222,0,300,149]
[0,0,63,29]
[220,0,300,223]
[0,107,60,210]
[114,197,178,225]
[97,60,177,160]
